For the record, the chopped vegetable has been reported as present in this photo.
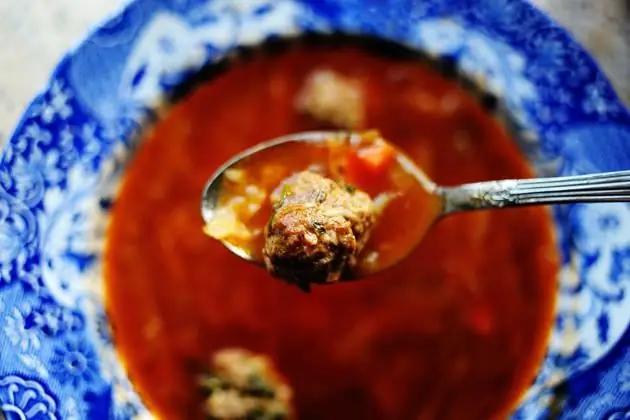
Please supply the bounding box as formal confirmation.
[203,208,253,241]
[356,142,396,173]
[224,169,247,183]
[347,138,396,178]
[204,170,267,245]
[331,132,398,191]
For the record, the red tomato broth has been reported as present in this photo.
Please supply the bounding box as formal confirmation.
[105,42,559,420]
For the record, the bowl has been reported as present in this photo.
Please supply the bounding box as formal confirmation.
[1,0,630,418]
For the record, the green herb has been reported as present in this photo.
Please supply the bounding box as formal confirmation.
[280,184,293,199]
[343,184,357,194]
[266,211,277,231]
[244,375,276,398]
[312,221,326,235]
[199,375,229,395]
[245,408,266,420]
[270,412,289,420]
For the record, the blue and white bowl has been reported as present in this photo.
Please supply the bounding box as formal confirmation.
[1,0,630,418]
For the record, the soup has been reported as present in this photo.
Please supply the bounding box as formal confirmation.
[105,38,559,420]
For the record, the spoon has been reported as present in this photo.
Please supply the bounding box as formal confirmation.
[201,130,630,279]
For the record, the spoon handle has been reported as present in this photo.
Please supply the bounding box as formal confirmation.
[440,170,630,214]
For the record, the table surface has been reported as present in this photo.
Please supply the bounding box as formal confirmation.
[0,0,628,145]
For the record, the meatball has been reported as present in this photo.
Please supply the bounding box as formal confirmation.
[296,69,365,129]
[199,348,293,420]
[263,171,376,290]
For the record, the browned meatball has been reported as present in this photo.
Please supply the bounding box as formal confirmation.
[263,171,376,290]
[199,348,294,420]
[296,69,365,129]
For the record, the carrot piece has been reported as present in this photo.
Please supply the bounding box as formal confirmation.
[340,132,397,189]
[345,140,396,185]
[355,142,396,174]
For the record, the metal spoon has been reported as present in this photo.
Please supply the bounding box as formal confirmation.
[201,130,630,277]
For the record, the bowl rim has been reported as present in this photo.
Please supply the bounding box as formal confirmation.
[1,0,629,151]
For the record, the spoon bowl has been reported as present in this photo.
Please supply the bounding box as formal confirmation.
[201,130,630,282]
[201,131,441,279]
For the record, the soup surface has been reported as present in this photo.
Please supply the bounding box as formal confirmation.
[105,39,559,420]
